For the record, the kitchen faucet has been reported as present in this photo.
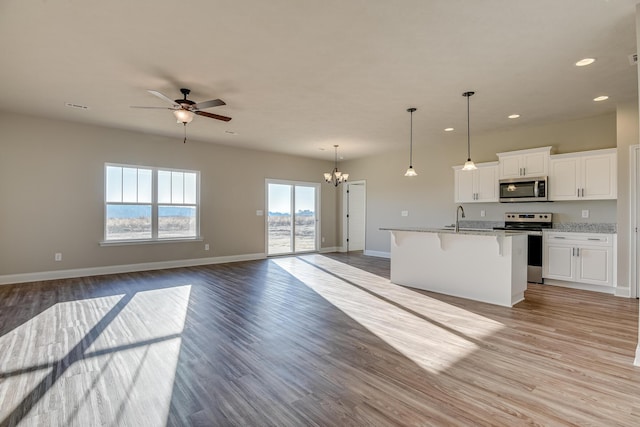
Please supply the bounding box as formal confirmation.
[455,205,465,232]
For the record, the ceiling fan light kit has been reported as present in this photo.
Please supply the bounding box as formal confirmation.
[174,109,194,124]
[131,87,231,143]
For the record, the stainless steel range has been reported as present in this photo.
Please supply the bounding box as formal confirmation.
[494,212,553,284]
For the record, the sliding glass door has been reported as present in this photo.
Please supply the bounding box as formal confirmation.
[267,180,319,255]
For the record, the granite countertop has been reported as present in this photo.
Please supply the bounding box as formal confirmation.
[549,223,617,234]
[380,227,526,237]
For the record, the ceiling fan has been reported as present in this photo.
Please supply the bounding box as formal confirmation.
[131,88,232,124]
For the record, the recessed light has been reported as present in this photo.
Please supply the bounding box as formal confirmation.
[593,95,609,102]
[444,128,454,132]
[576,58,595,67]
[508,114,520,119]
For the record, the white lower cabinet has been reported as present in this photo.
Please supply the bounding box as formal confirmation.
[543,232,615,287]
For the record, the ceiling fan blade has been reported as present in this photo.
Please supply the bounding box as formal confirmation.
[195,110,232,122]
[147,90,179,106]
[130,106,175,109]
[193,99,226,110]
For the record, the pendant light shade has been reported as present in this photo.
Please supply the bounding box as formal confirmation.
[404,107,418,177]
[173,109,194,124]
[324,145,348,187]
[462,91,477,171]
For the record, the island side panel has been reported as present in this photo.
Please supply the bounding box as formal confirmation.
[389,231,527,307]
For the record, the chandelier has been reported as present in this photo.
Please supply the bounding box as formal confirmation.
[324,145,349,187]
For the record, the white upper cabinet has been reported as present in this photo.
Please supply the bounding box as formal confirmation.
[453,162,498,203]
[497,146,552,179]
[548,148,617,201]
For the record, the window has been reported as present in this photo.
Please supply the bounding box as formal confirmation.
[105,164,199,242]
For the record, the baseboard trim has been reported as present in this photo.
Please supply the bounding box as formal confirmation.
[615,286,631,298]
[319,246,341,253]
[0,253,267,286]
[364,250,391,259]
[541,279,616,295]
[635,344,640,367]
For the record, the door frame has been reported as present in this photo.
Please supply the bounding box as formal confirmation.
[630,145,639,298]
[341,180,366,252]
[265,179,321,256]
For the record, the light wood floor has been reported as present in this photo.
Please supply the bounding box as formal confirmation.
[0,252,638,426]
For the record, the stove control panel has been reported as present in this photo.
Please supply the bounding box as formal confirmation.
[504,213,553,223]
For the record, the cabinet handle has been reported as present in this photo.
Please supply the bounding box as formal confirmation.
[581,188,584,197]
[554,236,566,239]
[523,167,526,176]
[576,248,580,256]
[587,238,602,241]
[577,188,580,197]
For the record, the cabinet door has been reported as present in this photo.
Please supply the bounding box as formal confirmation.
[543,244,575,281]
[522,152,548,177]
[582,154,616,200]
[549,157,579,200]
[576,246,613,286]
[476,166,498,202]
[454,168,475,203]
[499,156,522,179]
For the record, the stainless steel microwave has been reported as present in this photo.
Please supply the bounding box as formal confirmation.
[499,176,548,202]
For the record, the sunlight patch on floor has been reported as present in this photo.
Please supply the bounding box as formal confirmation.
[0,285,191,427]
[273,255,503,374]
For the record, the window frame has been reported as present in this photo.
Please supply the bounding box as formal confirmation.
[102,163,201,245]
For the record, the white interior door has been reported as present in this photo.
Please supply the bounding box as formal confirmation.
[266,180,319,255]
[345,181,366,251]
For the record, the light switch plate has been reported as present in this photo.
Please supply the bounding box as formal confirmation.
[480,210,486,217]
[582,209,589,218]
[401,210,409,217]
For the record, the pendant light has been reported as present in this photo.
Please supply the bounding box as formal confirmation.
[462,91,477,171]
[404,107,418,177]
[324,145,349,187]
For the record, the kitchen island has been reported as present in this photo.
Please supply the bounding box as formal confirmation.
[381,228,528,307]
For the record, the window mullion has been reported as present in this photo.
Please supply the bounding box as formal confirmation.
[152,168,158,239]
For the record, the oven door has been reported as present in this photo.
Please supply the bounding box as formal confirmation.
[527,233,543,284]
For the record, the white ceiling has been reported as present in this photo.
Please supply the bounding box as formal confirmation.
[0,0,638,161]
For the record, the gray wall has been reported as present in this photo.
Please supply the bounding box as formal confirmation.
[342,112,620,255]
[0,112,339,276]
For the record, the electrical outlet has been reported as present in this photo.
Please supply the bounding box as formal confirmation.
[480,210,486,217]
[256,210,264,216]
[401,210,409,217]
[582,209,589,219]
[204,244,210,251]
[322,237,325,243]
[54,252,62,262]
